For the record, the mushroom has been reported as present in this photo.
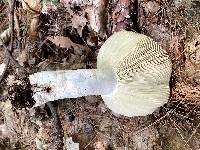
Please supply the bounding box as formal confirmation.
[29,31,172,117]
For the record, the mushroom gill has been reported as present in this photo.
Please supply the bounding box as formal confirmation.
[98,31,172,116]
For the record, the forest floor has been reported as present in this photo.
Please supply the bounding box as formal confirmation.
[0,0,199,150]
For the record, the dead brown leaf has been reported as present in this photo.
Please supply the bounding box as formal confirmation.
[71,14,87,37]
[29,16,40,40]
[21,0,42,13]
[47,36,78,49]
[47,36,92,55]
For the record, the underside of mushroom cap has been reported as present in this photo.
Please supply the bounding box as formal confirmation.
[97,31,172,117]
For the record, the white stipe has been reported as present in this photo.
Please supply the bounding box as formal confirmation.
[29,69,116,106]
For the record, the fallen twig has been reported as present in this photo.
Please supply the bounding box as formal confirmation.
[0,0,23,69]
[5,0,24,69]
[46,102,64,150]
[0,38,22,69]
[8,0,15,54]
[0,0,26,87]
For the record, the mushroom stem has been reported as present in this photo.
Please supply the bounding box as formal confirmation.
[29,69,117,106]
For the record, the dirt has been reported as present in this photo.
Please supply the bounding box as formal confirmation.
[0,0,200,150]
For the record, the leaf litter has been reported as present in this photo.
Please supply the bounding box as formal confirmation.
[0,0,199,149]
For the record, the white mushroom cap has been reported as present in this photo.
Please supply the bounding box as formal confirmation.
[97,31,172,116]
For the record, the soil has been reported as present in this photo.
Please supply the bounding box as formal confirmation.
[0,0,199,150]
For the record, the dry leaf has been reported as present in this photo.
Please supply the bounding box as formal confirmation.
[144,1,160,14]
[21,0,42,13]
[0,101,36,146]
[29,16,40,40]
[86,7,101,33]
[17,50,28,66]
[93,141,107,150]
[71,14,87,37]
[47,36,92,55]
[42,1,57,14]
[47,36,76,49]
[85,0,106,35]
